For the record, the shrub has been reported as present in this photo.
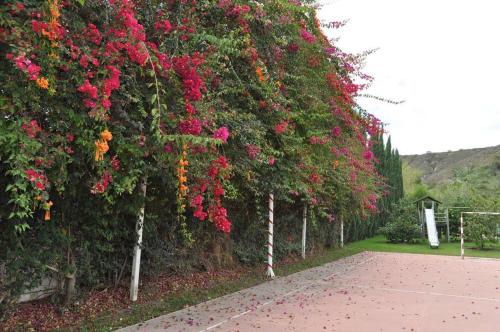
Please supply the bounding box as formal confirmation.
[380,200,421,243]
[464,215,498,249]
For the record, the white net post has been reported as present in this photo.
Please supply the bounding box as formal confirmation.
[267,193,275,278]
[301,205,307,259]
[445,208,450,243]
[460,213,464,260]
[340,217,344,248]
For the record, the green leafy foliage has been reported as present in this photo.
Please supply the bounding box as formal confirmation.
[379,199,421,243]
[464,215,499,249]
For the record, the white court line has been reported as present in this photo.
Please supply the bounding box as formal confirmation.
[198,252,377,332]
[230,309,251,320]
[355,285,500,303]
[205,320,227,330]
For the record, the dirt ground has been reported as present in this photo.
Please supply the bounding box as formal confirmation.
[117,251,500,332]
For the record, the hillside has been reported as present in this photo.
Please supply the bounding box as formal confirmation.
[402,145,500,186]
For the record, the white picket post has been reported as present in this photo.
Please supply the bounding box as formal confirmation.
[301,205,307,259]
[340,217,344,248]
[267,193,275,278]
[130,176,147,301]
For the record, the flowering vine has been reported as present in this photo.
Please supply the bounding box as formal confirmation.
[1,0,386,235]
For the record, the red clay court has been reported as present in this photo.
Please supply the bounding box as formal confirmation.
[119,252,500,332]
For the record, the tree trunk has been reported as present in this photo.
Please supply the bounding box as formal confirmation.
[64,271,76,306]
[64,221,76,306]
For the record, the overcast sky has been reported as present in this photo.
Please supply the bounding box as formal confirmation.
[316,0,500,155]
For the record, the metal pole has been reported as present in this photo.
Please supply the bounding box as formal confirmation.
[301,205,307,259]
[460,213,464,260]
[266,193,275,278]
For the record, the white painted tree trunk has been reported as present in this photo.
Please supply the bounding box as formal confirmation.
[301,205,307,259]
[266,193,275,279]
[340,217,344,248]
[130,175,147,301]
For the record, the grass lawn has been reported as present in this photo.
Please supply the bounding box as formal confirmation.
[63,235,500,331]
[350,235,500,259]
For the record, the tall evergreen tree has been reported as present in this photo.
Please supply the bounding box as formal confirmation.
[371,135,404,227]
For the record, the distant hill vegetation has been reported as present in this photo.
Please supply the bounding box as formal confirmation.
[402,145,500,186]
[401,145,500,208]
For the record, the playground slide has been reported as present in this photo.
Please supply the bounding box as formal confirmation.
[425,209,440,248]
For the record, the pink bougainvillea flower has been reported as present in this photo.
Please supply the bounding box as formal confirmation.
[21,120,42,138]
[172,54,205,102]
[331,126,342,137]
[77,79,98,99]
[363,150,374,161]
[125,43,148,66]
[154,19,172,33]
[192,194,207,221]
[25,169,38,182]
[324,47,337,55]
[103,65,121,98]
[111,155,121,171]
[209,204,231,233]
[26,63,41,80]
[214,155,229,169]
[79,55,89,69]
[83,23,102,45]
[274,121,288,134]
[102,98,111,110]
[300,28,316,44]
[13,55,41,80]
[91,171,112,194]
[213,126,229,143]
[163,143,173,153]
[217,0,232,8]
[83,99,96,108]
[15,2,25,11]
[309,172,320,184]
[245,144,261,160]
[349,170,358,183]
[185,103,197,115]
[179,118,202,135]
